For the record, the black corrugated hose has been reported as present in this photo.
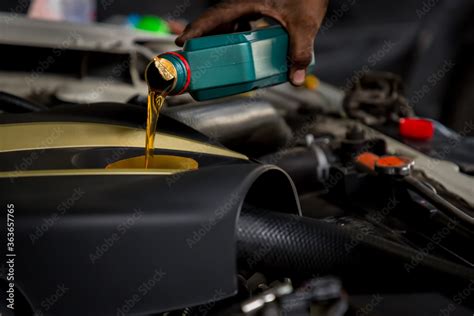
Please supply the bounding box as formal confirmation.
[237,207,474,290]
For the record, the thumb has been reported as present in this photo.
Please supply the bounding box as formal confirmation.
[287,26,316,86]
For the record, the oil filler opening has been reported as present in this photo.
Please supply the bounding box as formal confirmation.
[106,155,198,171]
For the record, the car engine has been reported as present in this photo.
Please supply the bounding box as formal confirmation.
[0,15,473,316]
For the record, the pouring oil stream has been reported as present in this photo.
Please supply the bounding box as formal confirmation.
[144,57,177,168]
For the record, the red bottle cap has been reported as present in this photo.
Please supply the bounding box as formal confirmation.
[399,118,434,140]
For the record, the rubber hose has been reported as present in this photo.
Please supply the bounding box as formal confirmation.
[259,147,323,194]
[0,92,48,113]
[237,208,474,281]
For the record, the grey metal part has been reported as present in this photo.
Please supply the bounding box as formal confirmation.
[0,14,177,103]
[306,134,331,181]
[0,72,147,103]
[241,280,293,313]
[374,157,414,176]
[263,82,345,114]
[0,13,176,53]
[164,97,293,148]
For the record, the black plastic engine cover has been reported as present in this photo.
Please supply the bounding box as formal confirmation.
[0,104,300,315]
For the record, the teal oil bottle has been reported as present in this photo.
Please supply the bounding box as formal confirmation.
[146,26,315,101]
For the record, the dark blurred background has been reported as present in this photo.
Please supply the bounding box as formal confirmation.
[1,0,474,134]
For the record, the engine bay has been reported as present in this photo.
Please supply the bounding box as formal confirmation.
[0,15,474,316]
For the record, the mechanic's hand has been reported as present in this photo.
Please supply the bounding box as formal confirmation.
[175,0,328,86]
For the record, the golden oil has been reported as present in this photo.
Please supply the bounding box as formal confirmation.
[145,90,167,168]
[144,57,178,168]
[106,154,198,170]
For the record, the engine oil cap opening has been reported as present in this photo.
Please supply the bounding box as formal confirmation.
[106,155,199,171]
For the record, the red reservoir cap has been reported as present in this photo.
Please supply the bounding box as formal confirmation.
[399,118,434,140]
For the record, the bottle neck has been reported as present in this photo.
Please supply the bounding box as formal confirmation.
[159,52,191,95]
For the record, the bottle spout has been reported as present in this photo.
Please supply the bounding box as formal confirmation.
[145,56,177,93]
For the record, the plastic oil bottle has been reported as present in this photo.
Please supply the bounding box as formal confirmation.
[146,25,315,100]
[144,26,315,166]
